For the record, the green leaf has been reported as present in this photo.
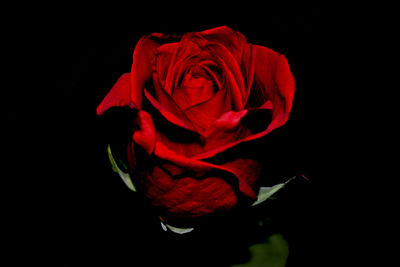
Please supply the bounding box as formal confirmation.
[160,221,194,234]
[107,144,136,192]
[252,176,296,206]
[230,234,289,267]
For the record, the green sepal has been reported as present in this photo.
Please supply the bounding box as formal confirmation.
[252,176,296,206]
[160,221,194,234]
[107,144,136,192]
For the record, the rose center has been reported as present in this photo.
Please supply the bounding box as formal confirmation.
[172,67,215,110]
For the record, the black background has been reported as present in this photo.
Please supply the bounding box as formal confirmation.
[4,3,362,266]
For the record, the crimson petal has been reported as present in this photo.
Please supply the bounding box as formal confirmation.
[132,110,156,155]
[154,142,257,200]
[130,33,181,109]
[96,73,134,115]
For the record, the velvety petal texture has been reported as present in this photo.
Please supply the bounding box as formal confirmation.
[97,26,295,221]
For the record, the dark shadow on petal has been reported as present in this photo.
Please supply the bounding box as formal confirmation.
[242,108,273,134]
[143,96,202,144]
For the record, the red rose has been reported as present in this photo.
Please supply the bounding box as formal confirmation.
[97,26,294,223]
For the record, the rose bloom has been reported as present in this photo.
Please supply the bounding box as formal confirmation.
[97,26,294,224]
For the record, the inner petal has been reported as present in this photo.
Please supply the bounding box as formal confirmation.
[172,68,215,110]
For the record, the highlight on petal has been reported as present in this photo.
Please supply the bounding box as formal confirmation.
[213,109,248,132]
[200,26,235,37]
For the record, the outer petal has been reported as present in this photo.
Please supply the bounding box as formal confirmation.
[247,45,295,117]
[132,110,156,155]
[96,73,134,115]
[133,145,262,220]
[130,33,180,109]
[153,142,257,200]
[97,33,179,114]
[199,26,248,64]
[141,166,237,220]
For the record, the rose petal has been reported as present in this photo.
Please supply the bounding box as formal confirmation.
[164,177,237,215]
[205,42,246,110]
[166,102,271,159]
[190,45,295,160]
[154,142,257,200]
[200,26,248,64]
[181,88,232,134]
[146,172,237,218]
[97,33,181,114]
[96,73,135,115]
[163,38,203,95]
[173,75,214,110]
[221,158,262,187]
[247,45,295,116]
[144,89,197,132]
[132,110,156,155]
[152,103,270,160]
[130,33,181,108]
[148,28,251,134]
[199,60,223,90]
[126,141,136,173]
[241,44,256,105]
[154,42,180,85]
[192,113,289,160]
